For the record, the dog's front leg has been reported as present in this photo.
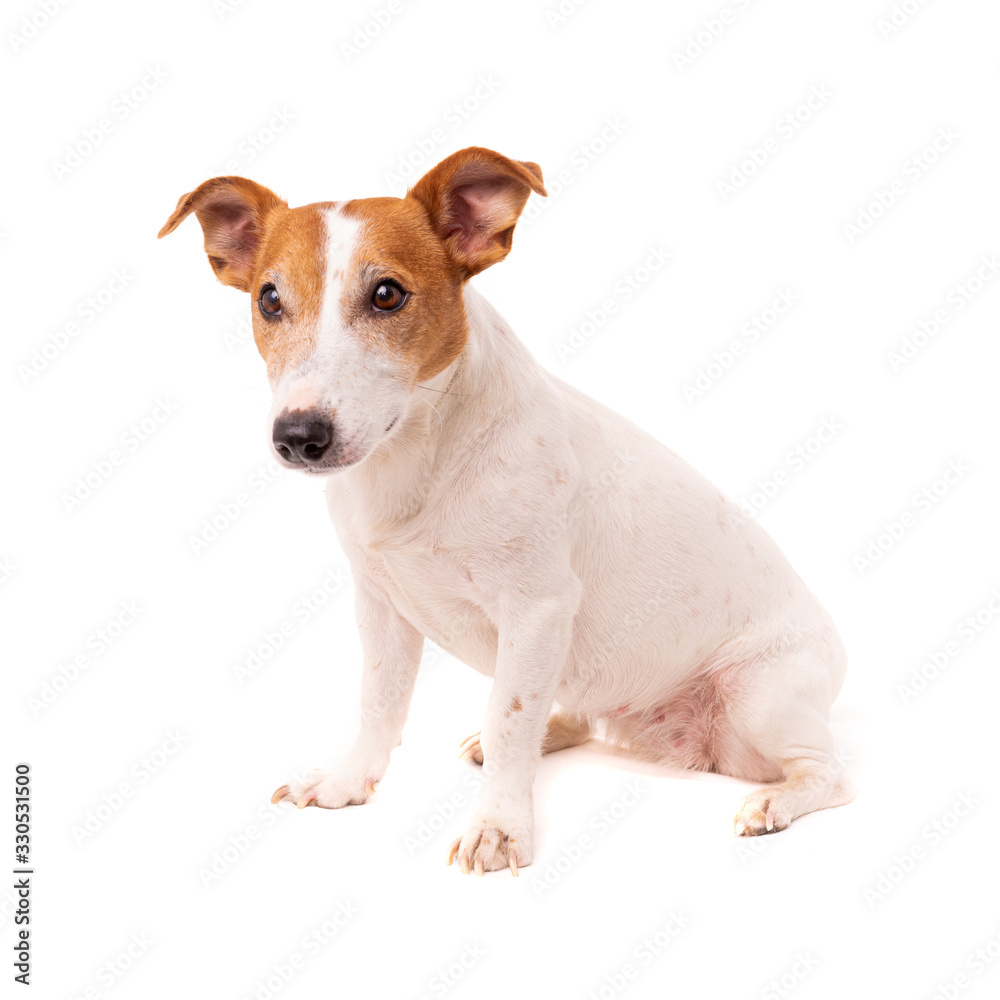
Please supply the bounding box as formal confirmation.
[449,588,580,876]
[272,578,423,809]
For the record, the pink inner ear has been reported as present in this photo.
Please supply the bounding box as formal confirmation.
[450,179,517,251]
[202,197,261,274]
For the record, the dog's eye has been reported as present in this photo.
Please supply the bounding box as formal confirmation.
[372,282,406,312]
[259,284,282,319]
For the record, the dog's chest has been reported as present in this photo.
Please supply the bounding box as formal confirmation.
[358,535,500,673]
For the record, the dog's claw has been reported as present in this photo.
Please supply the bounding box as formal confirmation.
[365,779,376,796]
[458,733,481,760]
[271,785,290,805]
[474,855,484,876]
[447,838,461,866]
[297,789,318,809]
[508,848,518,877]
[460,852,470,875]
[765,811,774,832]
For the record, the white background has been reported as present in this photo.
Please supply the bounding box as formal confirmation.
[4,0,1000,997]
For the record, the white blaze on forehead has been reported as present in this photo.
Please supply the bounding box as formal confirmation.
[321,205,364,334]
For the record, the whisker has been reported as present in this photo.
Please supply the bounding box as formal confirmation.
[415,383,471,397]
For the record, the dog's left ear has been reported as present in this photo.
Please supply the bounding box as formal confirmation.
[157,176,287,292]
[408,147,547,278]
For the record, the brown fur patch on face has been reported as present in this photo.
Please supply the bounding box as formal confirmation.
[338,197,468,384]
[249,203,330,382]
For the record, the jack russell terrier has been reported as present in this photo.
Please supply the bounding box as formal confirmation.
[159,146,853,876]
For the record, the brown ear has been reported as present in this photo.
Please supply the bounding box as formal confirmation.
[157,176,286,291]
[407,147,547,278]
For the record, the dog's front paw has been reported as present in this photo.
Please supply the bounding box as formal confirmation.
[447,818,532,876]
[271,766,377,810]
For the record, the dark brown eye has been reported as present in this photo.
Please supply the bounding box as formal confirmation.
[372,282,406,312]
[258,284,281,319]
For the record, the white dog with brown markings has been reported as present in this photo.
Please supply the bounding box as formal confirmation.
[159,146,854,876]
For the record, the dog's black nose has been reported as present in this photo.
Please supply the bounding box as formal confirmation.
[272,411,333,464]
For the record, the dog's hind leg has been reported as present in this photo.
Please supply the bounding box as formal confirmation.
[722,649,855,836]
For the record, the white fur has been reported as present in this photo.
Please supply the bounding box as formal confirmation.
[272,216,854,873]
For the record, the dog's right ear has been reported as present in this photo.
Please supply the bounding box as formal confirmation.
[157,177,286,292]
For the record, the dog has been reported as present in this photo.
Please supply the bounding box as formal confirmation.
[159,146,854,876]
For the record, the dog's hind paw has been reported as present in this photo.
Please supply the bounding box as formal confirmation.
[458,732,484,764]
[734,788,792,836]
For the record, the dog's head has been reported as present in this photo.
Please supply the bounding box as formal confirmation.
[159,147,545,473]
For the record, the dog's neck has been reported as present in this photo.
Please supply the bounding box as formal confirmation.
[337,286,546,531]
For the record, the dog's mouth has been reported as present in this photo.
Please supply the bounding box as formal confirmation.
[295,450,364,475]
